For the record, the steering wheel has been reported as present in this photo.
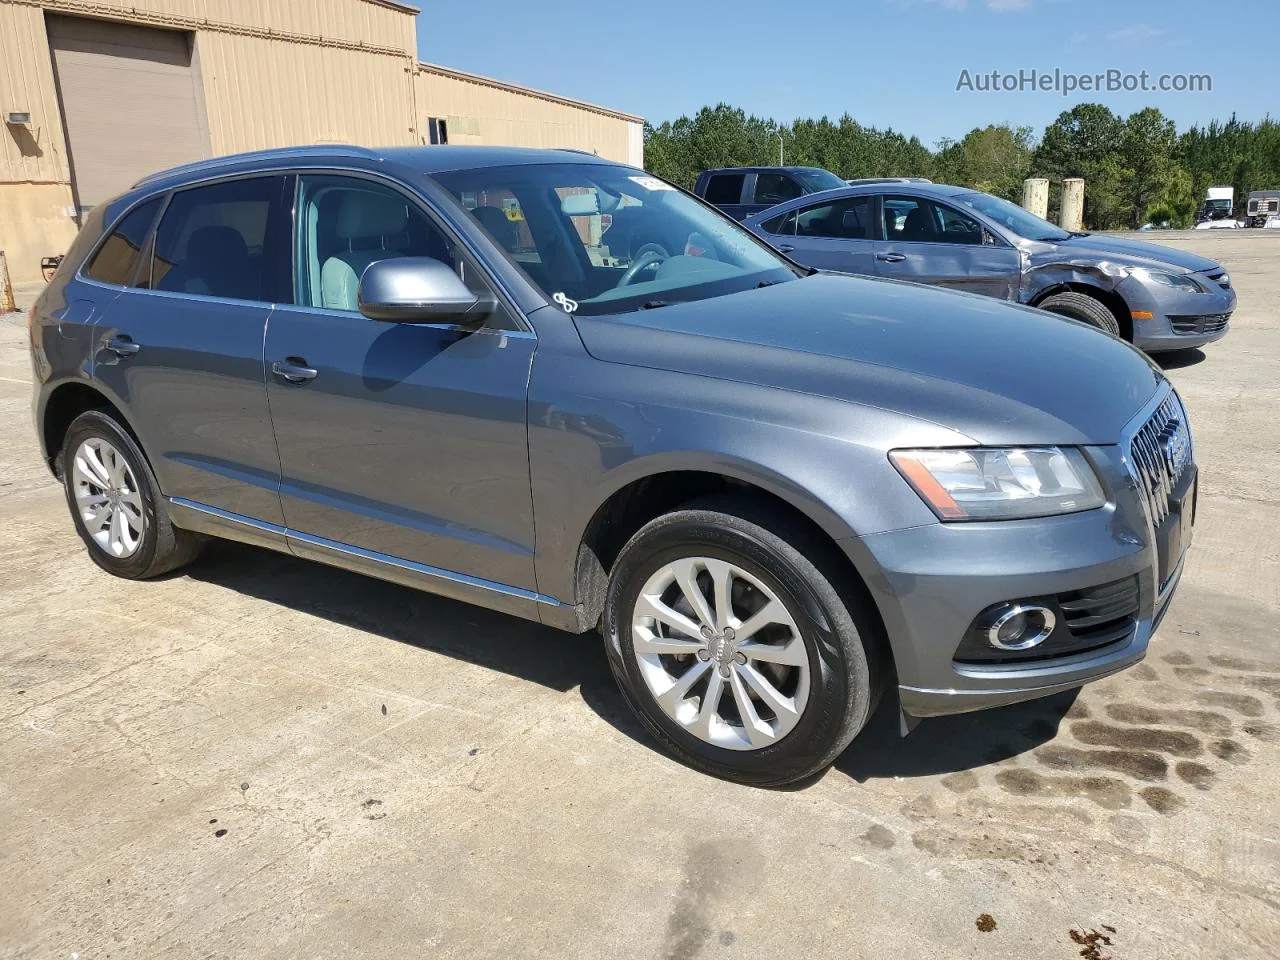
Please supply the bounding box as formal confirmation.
[619,248,668,286]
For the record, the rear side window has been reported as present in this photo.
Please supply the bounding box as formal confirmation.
[759,210,797,235]
[796,196,878,240]
[151,176,291,302]
[753,173,803,205]
[83,198,162,286]
[703,173,745,206]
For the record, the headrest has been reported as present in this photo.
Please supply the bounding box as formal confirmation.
[335,192,409,240]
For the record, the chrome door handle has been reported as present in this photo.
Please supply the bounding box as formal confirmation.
[876,252,907,263]
[272,358,318,383]
[106,335,141,357]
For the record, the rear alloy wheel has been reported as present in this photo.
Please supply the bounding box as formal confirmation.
[61,409,203,580]
[1037,291,1122,338]
[603,500,881,786]
[71,437,146,559]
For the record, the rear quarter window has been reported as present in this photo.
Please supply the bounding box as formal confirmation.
[82,197,162,286]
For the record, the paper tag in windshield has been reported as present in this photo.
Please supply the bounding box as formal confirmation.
[628,176,674,192]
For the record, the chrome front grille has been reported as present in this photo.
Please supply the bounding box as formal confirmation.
[1130,391,1192,527]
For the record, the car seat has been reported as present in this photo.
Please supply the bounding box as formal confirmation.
[320,192,410,311]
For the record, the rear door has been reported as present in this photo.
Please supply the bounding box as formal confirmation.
[873,194,1020,299]
[778,194,879,275]
[90,175,291,529]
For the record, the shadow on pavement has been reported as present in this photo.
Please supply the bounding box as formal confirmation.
[1156,348,1207,371]
[186,540,1077,785]
[834,687,1078,783]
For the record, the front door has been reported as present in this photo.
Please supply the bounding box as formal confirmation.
[873,195,1021,300]
[263,173,538,591]
[91,175,293,527]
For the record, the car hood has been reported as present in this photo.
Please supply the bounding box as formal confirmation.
[575,273,1164,446]
[1033,233,1222,274]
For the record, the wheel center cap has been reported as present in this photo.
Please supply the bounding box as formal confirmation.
[707,627,737,667]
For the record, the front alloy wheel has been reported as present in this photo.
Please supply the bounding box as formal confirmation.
[631,557,810,750]
[604,499,881,786]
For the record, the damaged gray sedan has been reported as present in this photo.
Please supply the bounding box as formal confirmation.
[745,183,1235,353]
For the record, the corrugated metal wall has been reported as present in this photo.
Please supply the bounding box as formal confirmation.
[416,65,640,165]
[0,2,71,183]
[198,34,415,152]
[0,0,644,281]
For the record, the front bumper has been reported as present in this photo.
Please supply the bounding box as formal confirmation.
[1121,272,1236,352]
[840,428,1190,720]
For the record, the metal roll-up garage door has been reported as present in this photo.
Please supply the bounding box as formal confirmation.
[47,14,210,213]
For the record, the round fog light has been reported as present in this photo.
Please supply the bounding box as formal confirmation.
[986,604,1056,651]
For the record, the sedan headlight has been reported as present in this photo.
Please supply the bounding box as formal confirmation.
[890,447,1105,521]
[1131,267,1205,294]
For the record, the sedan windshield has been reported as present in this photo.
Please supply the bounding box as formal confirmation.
[792,168,848,193]
[955,191,1070,242]
[432,163,797,316]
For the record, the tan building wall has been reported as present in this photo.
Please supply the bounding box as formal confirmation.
[416,63,643,166]
[0,0,419,282]
[1,0,642,283]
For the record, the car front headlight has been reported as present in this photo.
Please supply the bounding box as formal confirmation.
[1132,267,1205,294]
[889,447,1106,521]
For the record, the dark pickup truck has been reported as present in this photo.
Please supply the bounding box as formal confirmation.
[693,166,846,220]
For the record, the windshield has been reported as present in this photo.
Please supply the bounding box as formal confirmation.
[954,191,1070,242]
[793,168,848,193]
[432,163,796,316]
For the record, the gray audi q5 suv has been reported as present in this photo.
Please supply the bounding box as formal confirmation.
[29,146,1195,785]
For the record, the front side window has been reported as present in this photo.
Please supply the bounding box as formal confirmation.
[954,190,1068,242]
[754,173,803,206]
[296,174,515,328]
[151,176,290,301]
[703,173,745,206]
[83,197,162,286]
[796,196,877,240]
[883,195,983,245]
[792,168,848,193]
[433,163,797,317]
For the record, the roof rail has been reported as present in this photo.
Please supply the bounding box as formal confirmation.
[132,144,383,188]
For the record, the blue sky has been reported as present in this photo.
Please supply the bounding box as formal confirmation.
[418,0,1277,147]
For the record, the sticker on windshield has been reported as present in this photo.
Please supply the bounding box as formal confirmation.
[627,176,675,192]
[553,292,578,313]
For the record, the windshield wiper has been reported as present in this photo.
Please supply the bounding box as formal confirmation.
[639,299,672,310]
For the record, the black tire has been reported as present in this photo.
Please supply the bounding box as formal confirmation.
[60,409,203,579]
[602,497,882,786]
[1037,291,1122,338]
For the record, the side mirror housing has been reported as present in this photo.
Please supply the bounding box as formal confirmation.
[358,257,493,328]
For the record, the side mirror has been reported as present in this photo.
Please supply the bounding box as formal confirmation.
[357,257,493,328]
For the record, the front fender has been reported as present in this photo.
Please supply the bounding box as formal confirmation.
[528,354,958,608]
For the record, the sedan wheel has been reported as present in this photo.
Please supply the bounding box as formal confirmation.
[631,557,810,750]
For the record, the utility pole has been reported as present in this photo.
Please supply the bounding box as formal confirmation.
[776,132,784,166]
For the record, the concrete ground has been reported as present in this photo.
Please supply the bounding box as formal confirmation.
[1,234,1278,960]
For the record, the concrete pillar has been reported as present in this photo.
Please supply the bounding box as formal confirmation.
[1022,178,1049,219]
[1060,178,1085,232]
[0,251,15,314]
